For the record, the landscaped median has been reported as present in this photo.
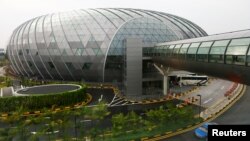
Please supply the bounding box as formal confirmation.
[92,103,202,141]
[0,84,91,118]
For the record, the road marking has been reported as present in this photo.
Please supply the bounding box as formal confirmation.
[98,94,103,102]
[110,103,137,107]
[112,97,123,103]
[46,130,59,134]
[110,99,126,106]
[80,119,91,123]
[203,98,213,104]
[221,86,225,90]
[109,95,116,106]
[87,104,109,108]
[122,102,129,105]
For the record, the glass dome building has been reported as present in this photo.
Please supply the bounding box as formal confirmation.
[7,8,207,96]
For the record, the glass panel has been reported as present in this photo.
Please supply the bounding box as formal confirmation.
[181,43,190,48]
[187,48,198,54]
[213,40,230,47]
[209,54,224,63]
[179,48,188,54]
[189,42,200,48]
[200,41,213,47]
[197,41,212,55]
[179,44,190,56]
[197,47,210,54]
[210,46,226,54]
[187,54,196,60]
[82,63,92,70]
[246,56,250,66]
[197,54,208,62]
[226,46,248,55]
[173,44,182,55]
[226,55,245,65]
[187,42,200,54]
[229,38,250,46]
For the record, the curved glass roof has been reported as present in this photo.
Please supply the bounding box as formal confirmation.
[157,29,250,46]
[7,8,207,81]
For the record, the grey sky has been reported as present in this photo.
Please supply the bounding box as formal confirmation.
[0,0,250,49]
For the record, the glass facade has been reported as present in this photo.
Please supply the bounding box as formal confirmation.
[7,8,206,82]
[153,30,250,67]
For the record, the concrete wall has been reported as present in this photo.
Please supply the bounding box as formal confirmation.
[125,38,143,97]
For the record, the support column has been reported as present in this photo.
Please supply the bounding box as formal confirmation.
[163,75,169,95]
[125,38,143,97]
[153,64,170,96]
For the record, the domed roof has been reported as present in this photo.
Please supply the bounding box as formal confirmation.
[7,8,207,81]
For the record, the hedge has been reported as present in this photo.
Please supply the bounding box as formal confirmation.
[0,85,87,113]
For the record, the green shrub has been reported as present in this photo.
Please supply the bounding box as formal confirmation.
[0,85,87,113]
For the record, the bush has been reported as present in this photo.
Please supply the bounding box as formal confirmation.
[0,85,87,113]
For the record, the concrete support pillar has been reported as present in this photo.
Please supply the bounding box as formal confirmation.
[163,75,169,95]
[153,64,170,96]
[125,38,143,97]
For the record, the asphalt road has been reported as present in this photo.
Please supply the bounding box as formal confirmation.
[86,88,115,105]
[165,85,250,141]
[178,79,232,108]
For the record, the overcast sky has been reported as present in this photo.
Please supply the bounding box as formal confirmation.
[0,0,250,49]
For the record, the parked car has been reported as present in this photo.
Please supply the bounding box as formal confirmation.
[194,122,218,138]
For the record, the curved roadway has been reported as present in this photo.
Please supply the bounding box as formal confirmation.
[166,86,250,141]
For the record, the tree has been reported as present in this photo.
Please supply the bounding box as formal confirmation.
[2,106,26,140]
[89,102,110,140]
[111,113,127,136]
[27,114,46,141]
[57,109,72,140]
[126,111,141,132]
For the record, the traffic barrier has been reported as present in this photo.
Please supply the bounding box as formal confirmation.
[1,113,8,117]
[165,131,173,134]
[177,128,183,131]
[141,137,149,141]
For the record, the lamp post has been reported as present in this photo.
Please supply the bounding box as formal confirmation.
[197,94,201,118]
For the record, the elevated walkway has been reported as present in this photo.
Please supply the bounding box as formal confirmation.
[150,29,250,85]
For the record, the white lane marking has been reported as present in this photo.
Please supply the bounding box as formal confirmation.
[203,98,213,104]
[98,94,103,102]
[221,86,225,90]
[112,97,123,103]
[110,99,126,106]
[87,104,109,108]
[110,103,137,107]
[122,102,129,105]
[109,95,117,106]
[80,120,92,123]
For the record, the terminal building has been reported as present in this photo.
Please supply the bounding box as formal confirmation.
[6,8,208,97]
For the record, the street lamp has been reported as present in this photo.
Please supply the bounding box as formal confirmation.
[197,94,201,118]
